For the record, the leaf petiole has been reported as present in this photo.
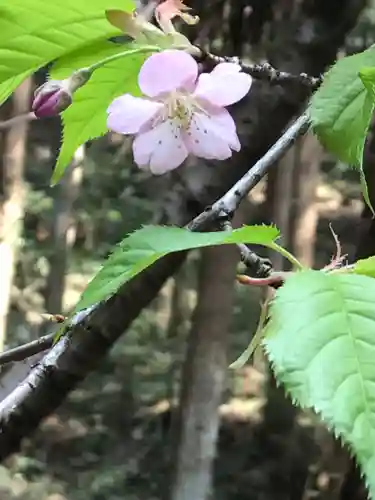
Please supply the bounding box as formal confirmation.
[229,298,270,369]
[268,242,304,270]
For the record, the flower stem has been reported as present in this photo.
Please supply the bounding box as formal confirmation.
[85,45,161,73]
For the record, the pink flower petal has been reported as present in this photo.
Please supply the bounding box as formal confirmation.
[183,112,233,160]
[138,50,198,98]
[208,108,241,151]
[107,94,162,134]
[211,62,241,75]
[133,119,188,174]
[193,68,252,107]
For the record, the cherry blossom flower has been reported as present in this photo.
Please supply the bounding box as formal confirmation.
[155,0,199,34]
[107,50,252,174]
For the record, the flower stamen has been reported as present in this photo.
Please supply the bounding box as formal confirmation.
[155,91,207,130]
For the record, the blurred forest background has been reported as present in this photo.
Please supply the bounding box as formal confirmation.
[1,0,375,499]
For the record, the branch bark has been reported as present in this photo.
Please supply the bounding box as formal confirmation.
[0,0,366,460]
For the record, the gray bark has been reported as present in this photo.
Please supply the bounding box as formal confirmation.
[45,146,84,314]
[170,243,239,500]
[291,133,322,267]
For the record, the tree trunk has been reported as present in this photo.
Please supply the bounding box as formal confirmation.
[264,147,297,431]
[263,133,321,451]
[165,266,191,405]
[291,133,322,267]
[45,146,84,314]
[0,78,32,350]
[262,144,311,500]
[266,144,297,271]
[169,242,240,500]
[263,132,322,499]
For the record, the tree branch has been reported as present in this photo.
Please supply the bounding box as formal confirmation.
[0,334,54,366]
[0,112,37,131]
[220,221,272,278]
[0,0,365,461]
[188,113,310,231]
[199,52,322,90]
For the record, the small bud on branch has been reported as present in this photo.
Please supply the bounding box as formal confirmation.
[32,69,92,118]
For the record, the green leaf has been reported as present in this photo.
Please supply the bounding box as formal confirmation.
[51,43,149,184]
[264,270,375,495]
[309,48,375,167]
[74,224,279,312]
[309,49,375,213]
[359,68,375,214]
[51,40,130,79]
[0,0,134,84]
[360,66,375,98]
[353,256,375,278]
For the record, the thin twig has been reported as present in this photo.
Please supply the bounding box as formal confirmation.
[0,112,37,131]
[237,273,286,289]
[199,51,322,89]
[221,220,272,277]
[0,333,54,366]
[138,1,322,90]
[0,305,98,367]
[188,113,310,231]
[237,242,272,276]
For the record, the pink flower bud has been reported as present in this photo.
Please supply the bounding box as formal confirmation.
[32,69,92,118]
[32,80,72,118]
